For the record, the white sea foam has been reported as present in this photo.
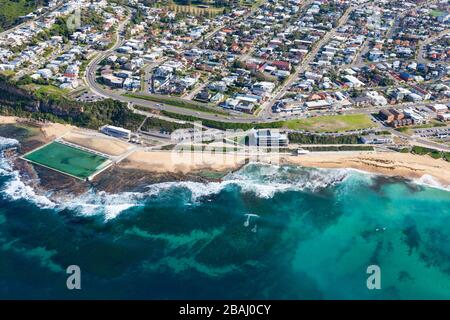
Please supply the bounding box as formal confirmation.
[3,141,447,221]
[2,170,57,209]
[0,137,19,151]
[55,189,154,220]
[0,136,351,219]
[414,174,450,192]
[0,156,353,219]
[0,138,58,209]
[0,138,19,175]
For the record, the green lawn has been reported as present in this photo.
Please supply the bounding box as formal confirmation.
[160,111,376,133]
[430,10,445,17]
[124,93,228,115]
[21,84,69,99]
[37,85,68,97]
[23,142,111,180]
[283,114,375,133]
[0,70,15,77]
[0,0,38,31]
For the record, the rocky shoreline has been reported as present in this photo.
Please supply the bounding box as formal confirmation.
[1,119,449,204]
[8,149,231,200]
[0,121,231,203]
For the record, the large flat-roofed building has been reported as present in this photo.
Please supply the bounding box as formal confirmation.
[100,125,131,140]
[361,135,393,144]
[437,113,450,122]
[102,74,124,88]
[248,129,289,147]
[344,75,365,88]
[403,108,426,125]
[430,104,448,114]
[305,100,330,110]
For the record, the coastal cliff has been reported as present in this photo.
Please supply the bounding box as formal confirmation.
[0,77,145,130]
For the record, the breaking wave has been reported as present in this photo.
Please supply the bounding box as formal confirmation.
[0,140,57,210]
[0,137,19,151]
[0,148,351,220]
[1,135,447,221]
[414,174,450,192]
[58,164,350,220]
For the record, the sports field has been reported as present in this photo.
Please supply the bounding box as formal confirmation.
[23,141,111,180]
[283,114,375,133]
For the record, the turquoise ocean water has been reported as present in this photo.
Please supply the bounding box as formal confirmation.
[0,139,450,299]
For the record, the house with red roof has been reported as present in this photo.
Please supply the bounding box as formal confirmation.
[271,61,291,71]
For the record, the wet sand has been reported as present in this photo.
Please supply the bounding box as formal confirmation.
[121,150,450,187]
[2,116,450,191]
[281,152,450,187]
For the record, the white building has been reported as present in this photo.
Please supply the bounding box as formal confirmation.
[100,125,131,140]
[36,68,53,78]
[430,104,448,114]
[366,91,387,106]
[344,75,365,88]
[404,108,425,124]
[248,129,288,147]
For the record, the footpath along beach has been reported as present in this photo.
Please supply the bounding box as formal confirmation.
[1,116,450,189]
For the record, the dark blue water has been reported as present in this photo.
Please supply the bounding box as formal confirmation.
[1,156,450,299]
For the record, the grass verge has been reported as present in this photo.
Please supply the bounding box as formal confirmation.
[125,93,228,115]
[284,114,375,133]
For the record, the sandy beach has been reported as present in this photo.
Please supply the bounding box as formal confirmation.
[0,116,74,142]
[122,150,250,174]
[281,152,450,186]
[40,122,75,141]
[0,116,19,125]
[61,130,133,156]
[120,150,450,187]
[1,116,449,187]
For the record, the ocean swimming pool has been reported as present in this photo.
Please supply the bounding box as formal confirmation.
[22,141,111,180]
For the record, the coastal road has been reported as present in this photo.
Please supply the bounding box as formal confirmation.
[387,124,450,152]
[85,11,132,98]
[86,1,368,124]
[84,0,448,138]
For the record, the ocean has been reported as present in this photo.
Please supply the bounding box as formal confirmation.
[1,138,450,299]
